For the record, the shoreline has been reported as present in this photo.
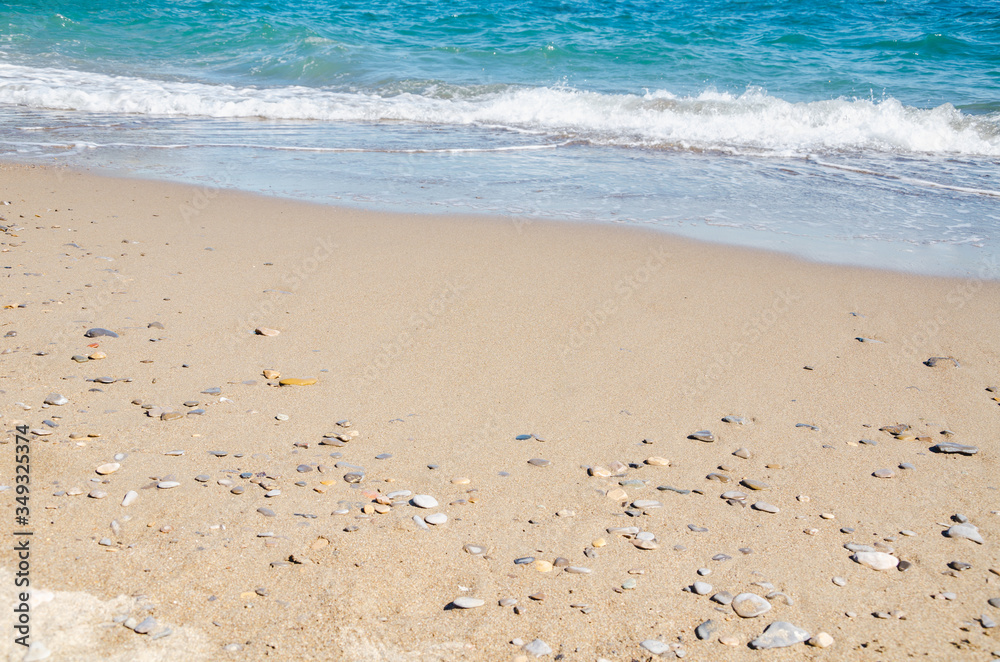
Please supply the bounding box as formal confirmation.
[4,156,996,282]
[1,162,999,661]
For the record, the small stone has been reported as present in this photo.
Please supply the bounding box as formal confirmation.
[89,490,107,499]
[873,468,895,478]
[719,636,739,647]
[157,481,180,489]
[989,597,1000,609]
[696,620,718,640]
[632,499,662,509]
[640,640,670,656]
[721,490,747,501]
[44,393,68,406]
[524,639,552,657]
[711,591,734,605]
[692,581,712,595]
[606,488,627,500]
[148,321,165,329]
[946,523,983,544]
[22,641,51,662]
[122,491,138,507]
[98,538,113,547]
[255,327,280,336]
[752,502,779,513]
[161,412,183,421]
[96,462,120,475]
[589,466,612,477]
[279,377,317,386]
[852,551,899,570]
[72,355,89,362]
[412,495,438,509]
[932,442,979,455]
[808,632,834,648]
[527,458,551,467]
[85,328,119,338]
[133,616,157,634]
[631,539,659,550]
[690,430,714,442]
[981,614,996,628]
[343,472,364,483]
[924,356,959,367]
[833,576,846,586]
[750,621,810,649]
[741,478,769,490]
[425,513,448,525]
[733,447,751,459]
[733,593,771,618]
[645,456,670,466]
[688,524,708,532]
[257,507,276,517]
[451,597,485,609]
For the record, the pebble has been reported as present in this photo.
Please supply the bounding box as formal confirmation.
[873,468,895,478]
[133,616,157,634]
[733,447,751,459]
[451,597,485,609]
[692,581,712,595]
[606,488,627,500]
[411,495,438,509]
[122,491,138,507]
[741,479,769,490]
[640,640,670,655]
[733,593,771,618]
[719,636,739,647]
[711,591,734,605]
[752,502,779,513]
[852,551,899,570]
[96,462,120,475]
[527,458,552,467]
[99,538,113,547]
[255,327,280,336]
[524,639,552,657]
[808,632,834,648]
[425,513,448,525]
[750,621,810,649]
[257,507,276,517]
[946,523,983,544]
[157,481,180,489]
[72,355,89,362]
[44,393,68,406]
[833,576,846,586]
[696,619,718,640]
[632,499,661,509]
[981,614,996,628]
[688,524,708,532]
[932,442,978,455]
[22,641,51,662]
[690,430,715,442]
[989,598,1000,608]
[645,456,670,466]
[279,377,317,386]
[275,414,289,421]
[89,490,107,499]
[343,472,364,483]
[85,328,119,338]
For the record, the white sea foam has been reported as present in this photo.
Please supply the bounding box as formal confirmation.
[1,63,998,157]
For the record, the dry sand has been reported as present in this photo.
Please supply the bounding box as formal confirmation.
[1,162,999,660]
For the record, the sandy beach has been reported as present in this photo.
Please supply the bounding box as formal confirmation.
[1,162,999,661]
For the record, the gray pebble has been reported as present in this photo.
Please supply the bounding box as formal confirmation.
[981,614,996,628]
[639,640,670,656]
[711,592,734,605]
[411,495,438,509]
[451,597,484,609]
[133,616,156,634]
[752,501,779,513]
[733,593,771,618]
[689,430,714,442]
[692,581,712,595]
[688,524,708,532]
[932,442,979,455]
[527,458,552,467]
[524,639,552,657]
[946,523,983,544]
[257,507,276,517]
[749,621,810,649]
[44,393,68,406]
[696,619,718,640]
[85,327,118,338]
[988,598,1000,609]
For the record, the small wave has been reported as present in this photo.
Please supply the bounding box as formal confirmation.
[1,63,998,157]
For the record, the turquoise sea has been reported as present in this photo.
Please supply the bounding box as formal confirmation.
[1,1,999,275]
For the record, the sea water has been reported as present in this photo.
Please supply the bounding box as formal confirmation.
[1,0,998,276]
